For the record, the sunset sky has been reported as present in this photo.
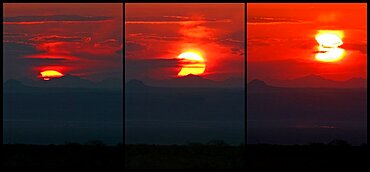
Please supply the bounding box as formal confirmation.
[3,3,122,81]
[247,3,367,81]
[125,3,244,81]
[5,3,365,83]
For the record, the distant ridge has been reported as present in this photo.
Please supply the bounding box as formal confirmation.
[38,74,95,88]
[265,74,367,88]
[4,74,122,91]
[167,74,216,88]
[248,79,269,88]
[141,74,244,88]
[3,79,42,93]
[4,79,25,88]
[247,79,279,93]
[125,79,148,92]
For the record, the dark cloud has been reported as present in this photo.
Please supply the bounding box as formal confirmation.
[126,58,180,69]
[3,33,28,37]
[4,15,113,23]
[291,39,317,49]
[247,39,270,47]
[180,25,215,38]
[218,31,245,55]
[29,35,89,43]
[24,57,67,62]
[125,16,231,24]
[247,38,316,50]
[125,41,146,52]
[342,43,367,54]
[247,60,314,80]
[142,35,180,41]
[3,42,42,55]
[231,47,244,55]
[248,16,306,24]
[125,58,180,80]
[220,31,244,42]
[3,42,45,80]
[126,16,218,22]
[93,39,121,49]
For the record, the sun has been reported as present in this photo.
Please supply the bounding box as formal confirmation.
[40,70,64,80]
[177,50,206,76]
[315,30,345,62]
[178,51,204,61]
[315,30,343,48]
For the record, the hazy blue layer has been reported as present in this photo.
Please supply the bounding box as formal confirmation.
[3,91,123,145]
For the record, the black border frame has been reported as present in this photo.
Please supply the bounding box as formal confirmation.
[1,0,368,169]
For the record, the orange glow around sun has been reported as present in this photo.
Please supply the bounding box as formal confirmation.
[177,50,206,76]
[40,70,64,80]
[315,30,346,62]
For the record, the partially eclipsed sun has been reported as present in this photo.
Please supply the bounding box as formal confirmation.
[315,30,345,62]
[177,50,206,76]
[40,70,64,80]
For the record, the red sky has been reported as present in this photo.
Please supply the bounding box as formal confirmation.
[247,3,367,81]
[125,3,244,81]
[3,3,122,81]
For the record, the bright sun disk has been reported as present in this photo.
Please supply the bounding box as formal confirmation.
[40,70,64,80]
[177,50,206,76]
[315,30,345,62]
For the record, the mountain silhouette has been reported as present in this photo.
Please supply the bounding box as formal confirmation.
[266,74,367,88]
[248,79,268,88]
[36,74,95,88]
[4,79,25,88]
[3,79,32,93]
[4,75,123,92]
[140,74,243,88]
[6,74,122,89]
[247,79,280,93]
[125,79,149,92]
[178,74,203,80]
[126,79,146,87]
[167,74,217,88]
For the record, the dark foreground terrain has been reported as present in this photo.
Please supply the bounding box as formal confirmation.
[126,142,368,169]
[247,143,368,169]
[125,143,245,169]
[3,82,123,145]
[3,143,124,168]
[248,80,367,145]
[3,143,368,168]
[125,80,244,145]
